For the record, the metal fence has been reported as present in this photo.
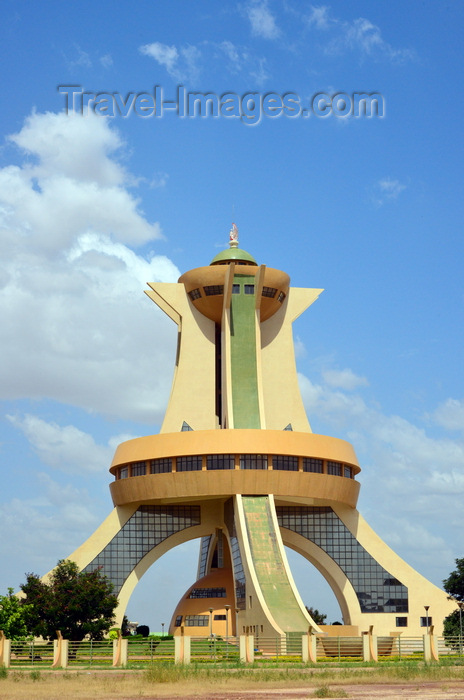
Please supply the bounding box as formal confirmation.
[4,634,464,667]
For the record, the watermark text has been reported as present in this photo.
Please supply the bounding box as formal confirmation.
[58,85,385,125]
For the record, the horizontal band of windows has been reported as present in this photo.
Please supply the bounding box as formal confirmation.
[184,615,209,626]
[188,587,226,598]
[115,456,355,479]
[204,285,224,296]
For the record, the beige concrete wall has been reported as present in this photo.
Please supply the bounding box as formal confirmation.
[145,283,217,432]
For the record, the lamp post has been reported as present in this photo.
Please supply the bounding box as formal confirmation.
[225,604,230,660]
[161,622,165,637]
[424,605,430,633]
[209,607,213,637]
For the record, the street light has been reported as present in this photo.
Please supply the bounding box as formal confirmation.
[161,622,165,637]
[225,605,231,660]
[424,605,430,632]
[209,607,213,637]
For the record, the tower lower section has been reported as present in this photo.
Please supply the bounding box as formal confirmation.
[55,429,453,637]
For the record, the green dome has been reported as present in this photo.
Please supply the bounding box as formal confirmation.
[210,247,257,266]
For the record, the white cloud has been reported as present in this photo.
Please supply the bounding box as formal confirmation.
[139,42,200,82]
[7,414,113,474]
[431,398,464,432]
[299,370,464,580]
[306,5,332,30]
[0,111,180,424]
[322,368,368,390]
[100,53,113,68]
[371,177,407,206]
[306,6,414,63]
[245,0,280,39]
[0,475,103,579]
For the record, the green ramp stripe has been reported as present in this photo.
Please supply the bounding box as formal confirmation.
[242,496,310,633]
[229,275,260,428]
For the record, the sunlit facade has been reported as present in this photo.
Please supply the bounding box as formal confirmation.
[62,227,454,638]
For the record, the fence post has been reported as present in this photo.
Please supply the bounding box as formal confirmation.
[52,631,68,668]
[423,634,431,662]
[362,626,378,662]
[175,629,190,664]
[239,634,254,663]
[301,633,317,663]
[0,631,11,668]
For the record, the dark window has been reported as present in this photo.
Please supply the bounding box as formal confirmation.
[303,458,323,473]
[204,285,224,296]
[175,616,183,627]
[284,424,293,431]
[188,288,201,300]
[214,614,226,620]
[119,466,128,479]
[328,461,342,476]
[420,616,432,627]
[181,421,193,432]
[272,455,298,471]
[262,286,277,298]
[177,455,202,472]
[240,454,268,470]
[207,454,235,470]
[184,615,209,627]
[344,465,353,478]
[132,461,146,476]
[396,617,408,627]
[189,587,226,598]
[151,458,172,474]
[277,291,286,303]
[244,284,254,294]
[232,284,240,294]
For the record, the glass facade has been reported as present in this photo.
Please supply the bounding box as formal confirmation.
[150,458,172,474]
[83,505,201,593]
[131,461,146,476]
[204,285,224,296]
[277,506,408,613]
[176,455,202,471]
[240,454,268,469]
[198,535,211,578]
[327,461,342,476]
[272,455,298,471]
[303,458,323,473]
[224,498,246,610]
[188,587,226,598]
[185,615,209,626]
[207,454,235,470]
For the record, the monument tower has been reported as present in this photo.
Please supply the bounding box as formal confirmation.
[64,225,453,637]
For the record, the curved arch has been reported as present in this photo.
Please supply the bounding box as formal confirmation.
[114,521,214,627]
[281,528,361,625]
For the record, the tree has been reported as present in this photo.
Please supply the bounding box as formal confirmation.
[443,558,464,602]
[136,624,150,637]
[20,559,118,641]
[305,606,327,625]
[442,558,464,647]
[0,588,30,639]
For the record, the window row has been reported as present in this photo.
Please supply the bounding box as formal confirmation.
[115,455,355,480]
[188,587,227,599]
[395,617,433,627]
[188,285,286,303]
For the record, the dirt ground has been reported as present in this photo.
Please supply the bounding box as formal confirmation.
[1,675,464,700]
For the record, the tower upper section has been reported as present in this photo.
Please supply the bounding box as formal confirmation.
[145,226,322,434]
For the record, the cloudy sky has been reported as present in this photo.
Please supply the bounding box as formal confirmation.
[1,1,463,629]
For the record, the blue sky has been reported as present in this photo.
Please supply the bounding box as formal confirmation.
[0,0,463,629]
